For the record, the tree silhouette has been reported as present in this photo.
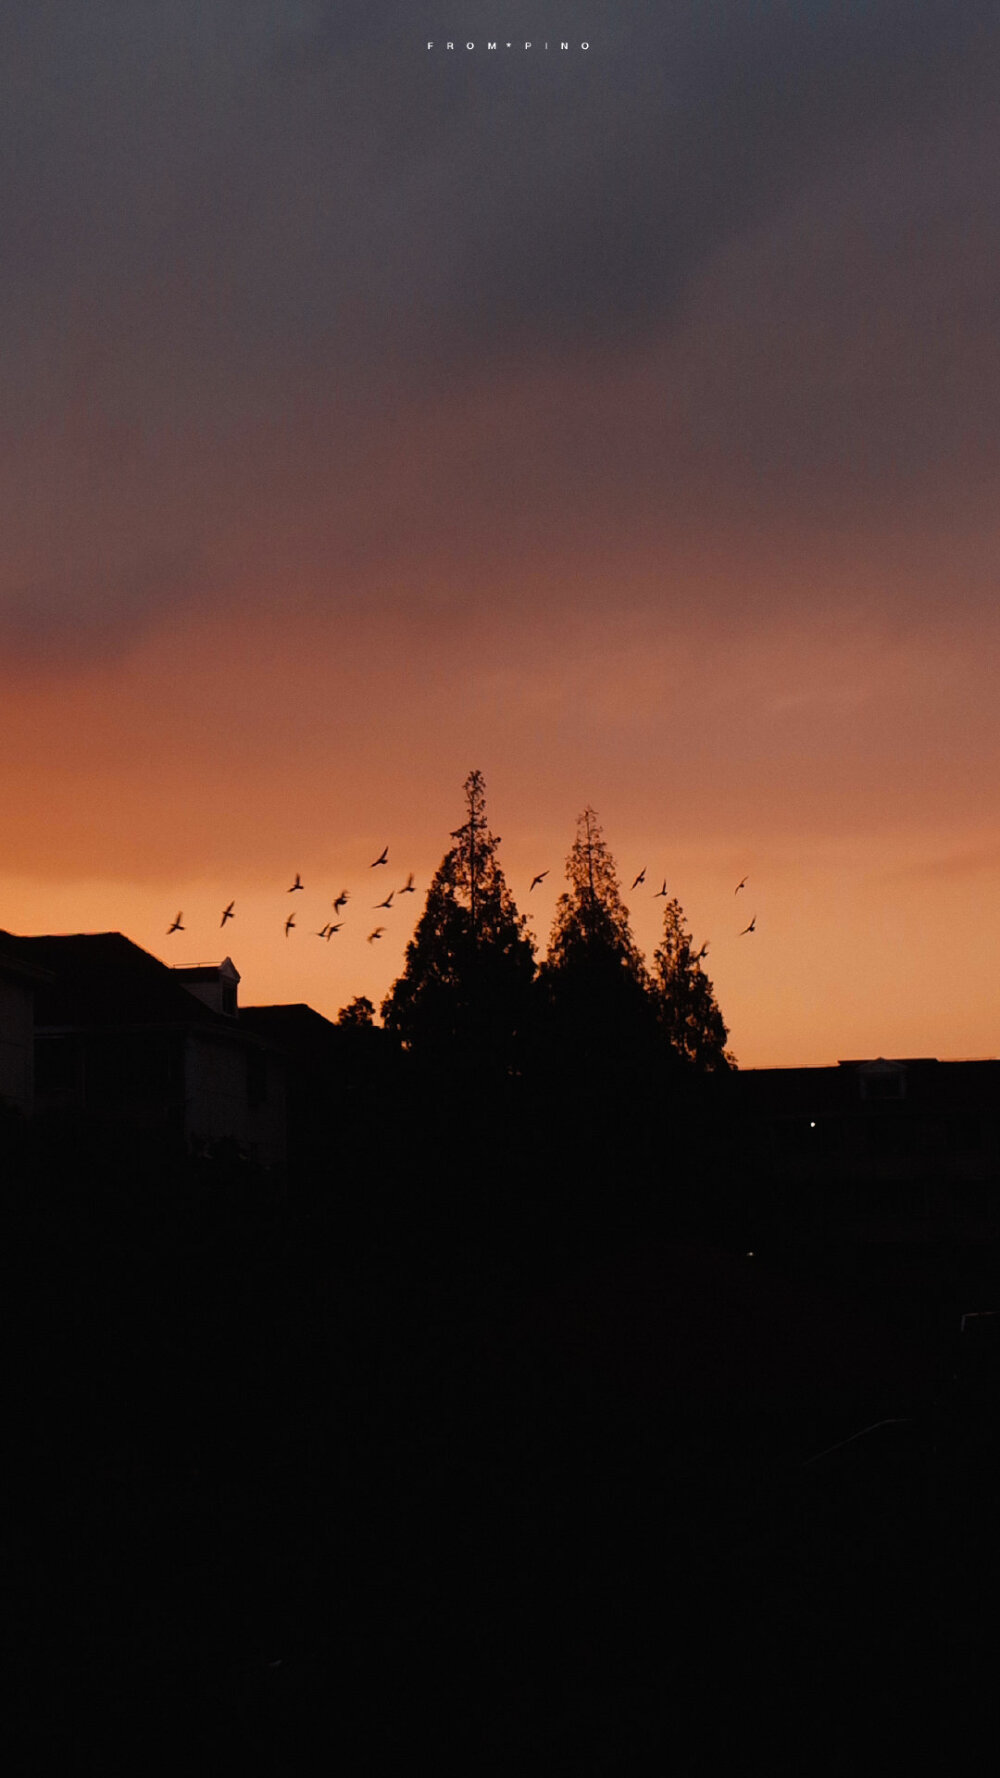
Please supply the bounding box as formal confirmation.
[337,995,375,1028]
[651,898,733,1071]
[539,807,656,1088]
[544,806,649,989]
[381,770,535,1075]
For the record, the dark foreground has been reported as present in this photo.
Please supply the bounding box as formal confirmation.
[6,1140,1000,1773]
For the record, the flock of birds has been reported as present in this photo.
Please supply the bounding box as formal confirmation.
[166,856,758,947]
[166,849,417,946]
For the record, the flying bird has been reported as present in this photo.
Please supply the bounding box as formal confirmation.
[654,880,667,898]
[367,927,384,943]
[326,923,342,938]
[375,891,394,910]
[167,912,184,934]
[288,873,304,893]
[333,890,349,914]
[735,876,748,894]
[529,871,549,892]
[694,942,709,963]
[220,901,235,926]
[371,846,389,868]
[400,873,416,894]
[630,868,646,890]
[315,925,332,939]
[285,914,296,936]
[739,916,756,935]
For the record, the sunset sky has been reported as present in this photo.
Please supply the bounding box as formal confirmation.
[3,1,999,1066]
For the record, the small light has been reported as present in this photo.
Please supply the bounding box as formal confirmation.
[809,1121,816,1128]
[746,1251,754,1258]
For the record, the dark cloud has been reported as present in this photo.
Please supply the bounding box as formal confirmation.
[2,0,998,651]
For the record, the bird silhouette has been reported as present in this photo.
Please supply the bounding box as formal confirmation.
[220,901,235,926]
[288,873,304,893]
[167,912,184,934]
[739,915,756,935]
[400,873,416,894]
[326,923,342,938]
[371,846,389,868]
[367,927,384,943]
[375,890,394,910]
[285,914,296,936]
[654,880,667,898]
[694,942,709,962]
[735,876,748,894]
[333,890,349,914]
[630,868,646,890]
[315,925,332,939]
[529,871,549,892]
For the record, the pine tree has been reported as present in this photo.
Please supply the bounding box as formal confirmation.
[381,769,535,1072]
[539,806,657,1091]
[544,806,648,988]
[652,897,732,1071]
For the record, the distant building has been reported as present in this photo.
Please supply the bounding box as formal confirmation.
[732,1057,1000,1248]
[17,933,286,1169]
[239,1002,396,1196]
[0,930,51,1117]
[240,1003,341,1184]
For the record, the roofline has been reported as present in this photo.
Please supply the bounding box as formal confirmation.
[739,1055,1000,1073]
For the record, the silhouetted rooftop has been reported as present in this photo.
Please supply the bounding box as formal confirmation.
[732,1055,1000,1112]
[170,959,240,984]
[17,932,238,1031]
[241,1003,339,1039]
[0,929,53,986]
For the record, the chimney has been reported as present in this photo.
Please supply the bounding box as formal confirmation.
[171,957,240,1017]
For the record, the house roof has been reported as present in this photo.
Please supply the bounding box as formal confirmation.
[0,929,54,987]
[171,959,240,984]
[16,932,239,1031]
[240,1003,340,1041]
[732,1056,1000,1114]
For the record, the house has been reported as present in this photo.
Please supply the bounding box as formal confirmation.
[17,933,286,1169]
[0,929,51,1117]
[239,1003,342,1186]
[731,1056,1000,1248]
[239,1002,397,1198]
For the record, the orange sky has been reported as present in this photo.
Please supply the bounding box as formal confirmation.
[4,560,999,1068]
[3,4,999,1066]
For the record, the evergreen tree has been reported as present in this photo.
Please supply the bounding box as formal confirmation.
[544,806,649,989]
[381,769,535,1073]
[539,807,656,1088]
[652,898,733,1071]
